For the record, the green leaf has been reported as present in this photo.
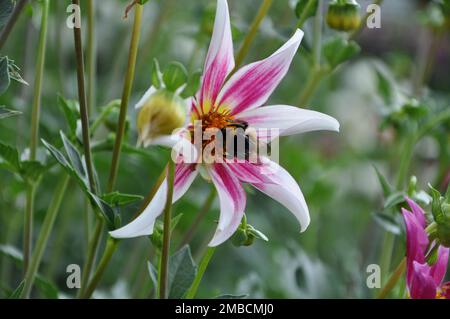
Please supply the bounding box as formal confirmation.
[102,192,144,206]
[6,57,28,86]
[8,281,25,299]
[20,160,46,183]
[0,0,13,28]
[372,212,401,235]
[60,131,86,180]
[163,61,188,92]
[214,294,249,299]
[323,37,361,69]
[168,246,197,299]
[0,56,11,94]
[384,192,406,209]
[0,106,21,119]
[57,95,79,134]
[247,225,269,242]
[88,192,116,228]
[373,165,393,198]
[0,142,21,173]
[181,70,201,98]
[375,69,394,106]
[151,58,162,89]
[147,261,158,290]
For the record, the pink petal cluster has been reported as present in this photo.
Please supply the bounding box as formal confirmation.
[110,0,339,246]
[402,197,450,299]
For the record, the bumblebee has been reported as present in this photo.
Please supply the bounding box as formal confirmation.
[220,120,262,161]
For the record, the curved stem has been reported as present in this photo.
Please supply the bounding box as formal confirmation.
[159,161,175,299]
[0,0,28,51]
[24,0,49,274]
[377,258,406,299]
[234,0,274,69]
[178,187,216,249]
[21,175,70,299]
[81,237,119,299]
[185,247,216,299]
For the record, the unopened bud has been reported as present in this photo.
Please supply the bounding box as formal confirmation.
[326,0,361,32]
[137,90,187,147]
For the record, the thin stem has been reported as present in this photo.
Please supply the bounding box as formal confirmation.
[24,0,49,274]
[0,0,28,51]
[294,0,316,31]
[77,219,103,298]
[178,187,216,249]
[377,258,406,299]
[185,247,216,299]
[86,0,97,114]
[349,0,384,41]
[81,237,119,299]
[21,175,70,299]
[234,0,274,69]
[159,161,175,299]
[72,0,97,194]
[312,0,323,67]
[297,67,328,107]
[379,231,395,286]
[107,4,144,192]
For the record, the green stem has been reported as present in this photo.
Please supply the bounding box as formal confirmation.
[234,0,274,69]
[159,161,175,299]
[107,4,144,192]
[178,187,216,249]
[294,0,316,30]
[185,247,216,299]
[77,219,103,298]
[72,0,97,194]
[377,258,406,299]
[24,0,49,274]
[0,0,28,51]
[297,67,328,107]
[20,175,70,299]
[312,0,323,67]
[81,237,119,299]
[379,232,395,286]
[86,0,97,114]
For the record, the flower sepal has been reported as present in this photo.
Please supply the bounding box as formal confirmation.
[430,186,450,247]
[231,215,268,247]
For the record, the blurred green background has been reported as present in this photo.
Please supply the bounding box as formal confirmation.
[0,0,449,298]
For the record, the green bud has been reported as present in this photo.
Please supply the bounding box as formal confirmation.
[326,0,361,32]
[430,185,450,247]
[105,107,130,134]
[137,90,187,147]
[231,216,269,247]
[231,228,249,247]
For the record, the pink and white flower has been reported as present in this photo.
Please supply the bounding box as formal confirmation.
[110,0,339,246]
[402,197,450,299]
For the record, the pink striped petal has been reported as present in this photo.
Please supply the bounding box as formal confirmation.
[430,246,450,287]
[109,164,198,238]
[402,208,429,286]
[236,105,340,141]
[198,0,235,113]
[227,161,272,184]
[405,197,427,228]
[409,261,437,299]
[217,29,303,115]
[207,163,246,246]
[241,159,310,232]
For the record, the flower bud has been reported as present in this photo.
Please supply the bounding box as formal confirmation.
[430,186,450,247]
[326,0,361,32]
[137,90,187,147]
[231,216,268,247]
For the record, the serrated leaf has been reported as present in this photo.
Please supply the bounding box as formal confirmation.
[214,294,249,299]
[323,38,361,69]
[163,62,188,92]
[168,246,197,299]
[0,56,11,94]
[0,106,21,119]
[60,131,86,180]
[373,165,393,197]
[57,95,79,134]
[102,192,144,206]
[0,142,20,173]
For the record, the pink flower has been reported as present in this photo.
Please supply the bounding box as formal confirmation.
[402,197,450,299]
[110,0,339,246]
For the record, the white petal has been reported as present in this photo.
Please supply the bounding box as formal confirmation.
[135,86,157,109]
[207,164,246,246]
[236,105,340,141]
